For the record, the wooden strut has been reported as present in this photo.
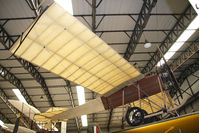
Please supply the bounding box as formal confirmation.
[157,76,167,109]
[122,88,125,128]
[132,84,163,109]
[147,99,154,113]
[137,83,142,109]
[156,46,183,99]
[158,73,174,108]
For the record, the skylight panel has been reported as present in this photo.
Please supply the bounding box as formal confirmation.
[12,89,28,104]
[157,15,199,66]
[76,86,88,127]
[54,0,73,15]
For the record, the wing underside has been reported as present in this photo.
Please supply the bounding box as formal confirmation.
[10,2,143,95]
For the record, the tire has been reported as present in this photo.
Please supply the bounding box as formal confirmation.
[126,107,144,126]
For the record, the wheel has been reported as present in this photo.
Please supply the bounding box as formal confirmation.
[126,107,144,126]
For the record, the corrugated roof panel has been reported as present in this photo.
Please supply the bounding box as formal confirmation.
[152,0,189,14]
[101,32,130,43]
[97,16,135,31]
[97,0,143,14]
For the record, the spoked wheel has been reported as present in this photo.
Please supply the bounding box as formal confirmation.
[126,107,144,126]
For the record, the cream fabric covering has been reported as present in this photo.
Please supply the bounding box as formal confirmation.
[8,99,40,120]
[4,124,36,133]
[10,2,142,95]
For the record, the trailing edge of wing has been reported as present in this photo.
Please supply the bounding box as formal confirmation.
[8,99,40,120]
[51,97,105,121]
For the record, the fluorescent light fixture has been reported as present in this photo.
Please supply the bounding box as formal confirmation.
[12,89,28,104]
[81,115,88,127]
[54,0,73,15]
[76,86,86,105]
[76,86,88,127]
[0,120,8,128]
[157,15,199,66]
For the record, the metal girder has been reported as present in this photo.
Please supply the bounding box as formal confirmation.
[174,66,199,103]
[0,110,12,123]
[74,13,182,17]
[92,0,96,32]
[0,88,18,116]
[177,63,199,86]
[107,109,113,132]
[0,24,15,49]
[92,92,96,122]
[0,24,55,107]
[0,64,35,106]
[95,29,184,33]
[84,0,103,32]
[0,17,35,21]
[171,37,199,71]
[25,0,42,16]
[65,80,80,132]
[0,88,30,127]
[123,0,157,61]
[142,5,197,74]
[17,59,55,107]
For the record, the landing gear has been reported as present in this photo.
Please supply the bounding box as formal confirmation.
[125,107,144,126]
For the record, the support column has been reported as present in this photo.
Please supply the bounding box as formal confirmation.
[61,122,67,133]
[13,113,21,133]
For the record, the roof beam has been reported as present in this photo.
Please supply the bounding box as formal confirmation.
[123,0,157,61]
[95,29,187,33]
[0,110,12,123]
[17,59,55,107]
[84,0,103,32]
[141,5,197,74]
[74,13,183,17]
[107,109,113,132]
[170,37,199,71]
[177,63,199,86]
[0,88,18,116]
[92,0,96,32]
[65,80,80,132]
[0,24,55,107]
[0,88,38,128]
[0,13,182,22]
[0,64,35,106]
[25,0,42,16]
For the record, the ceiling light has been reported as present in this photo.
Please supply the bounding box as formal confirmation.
[144,40,152,48]
[76,86,86,105]
[40,95,44,100]
[81,115,88,127]
[0,120,8,128]
[157,15,199,66]
[0,69,4,76]
[76,86,88,127]
[12,89,28,104]
[54,0,73,15]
